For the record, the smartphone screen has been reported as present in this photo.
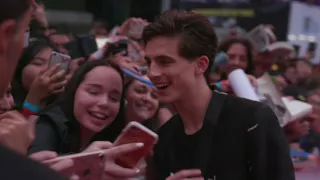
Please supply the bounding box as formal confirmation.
[78,35,98,57]
[49,52,71,72]
[65,40,82,59]
[114,122,158,168]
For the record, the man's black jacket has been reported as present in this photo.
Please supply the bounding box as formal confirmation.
[152,90,295,180]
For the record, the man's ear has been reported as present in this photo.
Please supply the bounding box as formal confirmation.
[0,20,16,54]
[195,55,209,75]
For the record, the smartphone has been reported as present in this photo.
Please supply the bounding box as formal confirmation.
[113,121,158,168]
[48,51,71,72]
[44,150,105,179]
[65,35,98,59]
[65,40,82,59]
[78,34,98,57]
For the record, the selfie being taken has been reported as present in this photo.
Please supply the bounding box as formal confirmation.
[0,0,319,180]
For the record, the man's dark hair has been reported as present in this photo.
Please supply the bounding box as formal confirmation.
[142,9,218,80]
[0,0,31,24]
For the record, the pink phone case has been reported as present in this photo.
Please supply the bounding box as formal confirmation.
[44,150,105,180]
[113,121,158,168]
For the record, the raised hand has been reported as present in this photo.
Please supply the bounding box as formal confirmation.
[0,112,38,155]
[166,169,204,180]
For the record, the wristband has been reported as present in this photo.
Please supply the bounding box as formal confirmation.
[21,107,37,117]
[215,80,229,91]
[221,80,229,91]
[23,101,40,113]
[215,81,222,88]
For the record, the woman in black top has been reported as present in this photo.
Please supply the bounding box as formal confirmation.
[28,60,125,154]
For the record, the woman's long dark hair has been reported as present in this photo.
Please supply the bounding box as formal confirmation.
[56,60,126,151]
[218,37,255,76]
[12,40,55,108]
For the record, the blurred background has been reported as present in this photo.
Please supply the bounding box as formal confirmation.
[42,0,320,57]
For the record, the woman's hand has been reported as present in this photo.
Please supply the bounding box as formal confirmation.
[118,18,148,40]
[26,64,68,105]
[0,112,37,155]
[166,169,204,180]
[220,74,257,93]
[102,143,145,180]
[113,52,141,74]
[82,141,113,152]
[29,151,75,172]
[64,57,86,82]
[31,0,48,27]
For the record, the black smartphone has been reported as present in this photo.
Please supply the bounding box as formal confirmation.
[65,34,98,59]
[78,34,98,58]
[65,40,82,59]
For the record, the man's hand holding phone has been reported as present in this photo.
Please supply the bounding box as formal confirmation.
[166,169,204,180]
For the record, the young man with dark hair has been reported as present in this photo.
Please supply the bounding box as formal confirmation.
[144,10,294,180]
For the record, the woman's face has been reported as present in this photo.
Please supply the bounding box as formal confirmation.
[74,66,123,132]
[296,61,312,80]
[226,43,248,70]
[126,78,159,122]
[307,94,320,126]
[21,47,52,91]
[0,84,14,114]
[284,66,297,84]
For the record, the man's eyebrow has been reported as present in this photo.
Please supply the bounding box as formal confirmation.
[154,55,175,60]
